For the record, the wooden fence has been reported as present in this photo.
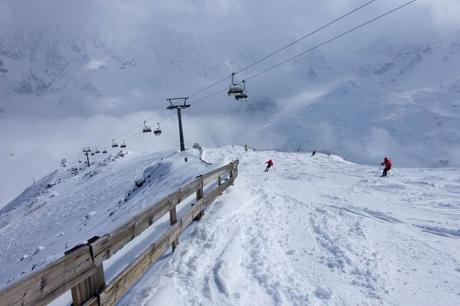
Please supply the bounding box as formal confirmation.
[0,160,239,306]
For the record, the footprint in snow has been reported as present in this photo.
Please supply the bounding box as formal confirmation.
[85,211,97,220]
[314,286,332,300]
[33,246,45,255]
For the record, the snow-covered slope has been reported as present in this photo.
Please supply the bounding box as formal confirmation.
[1,147,459,305]
[124,147,460,306]
[0,26,267,117]
[0,147,230,288]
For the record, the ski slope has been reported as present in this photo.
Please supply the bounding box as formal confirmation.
[1,147,460,305]
[121,147,460,306]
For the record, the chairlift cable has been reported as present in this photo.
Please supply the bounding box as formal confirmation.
[155,0,416,124]
[244,0,417,83]
[187,0,378,99]
[91,0,415,152]
[94,0,380,149]
[235,0,378,75]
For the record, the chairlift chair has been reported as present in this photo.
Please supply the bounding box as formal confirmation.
[120,140,127,148]
[228,72,244,97]
[91,152,95,156]
[154,122,162,136]
[235,81,248,101]
[95,148,100,154]
[102,149,108,154]
[235,92,248,100]
[112,139,119,148]
[142,121,152,133]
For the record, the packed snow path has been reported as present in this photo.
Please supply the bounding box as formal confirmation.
[123,148,460,306]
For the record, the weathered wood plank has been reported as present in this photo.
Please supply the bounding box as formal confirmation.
[202,163,233,185]
[181,175,236,235]
[71,263,105,306]
[201,175,236,211]
[91,179,201,265]
[82,296,99,306]
[91,195,171,265]
[194,176,205,221]
[99,222,182,306]
[169,206,179,251]
[0,245,95,306]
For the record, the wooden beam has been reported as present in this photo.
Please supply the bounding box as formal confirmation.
[82,296,99,306]
[0,245,95,306]
[70,263,105,306]
[90,179,201,266]
[194,176,205,221]
[169,203,179,251]
[202,163,233,185]
[98,222,181,306]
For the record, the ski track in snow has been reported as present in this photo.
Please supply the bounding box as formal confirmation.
[1,146,460,305]
[120,148,460,306]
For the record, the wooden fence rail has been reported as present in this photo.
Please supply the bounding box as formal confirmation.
[0,160,239,306]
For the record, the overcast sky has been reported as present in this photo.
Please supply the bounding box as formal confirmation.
[1,0,459,38]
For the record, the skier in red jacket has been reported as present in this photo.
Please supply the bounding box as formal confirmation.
[380,157,392,177]
[265,159,273,172]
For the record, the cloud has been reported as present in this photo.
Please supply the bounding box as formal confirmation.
[419,0,460,27]
[1,0,458,38]
[0,111,254,207]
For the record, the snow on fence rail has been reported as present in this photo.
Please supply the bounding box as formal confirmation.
[0,160,239,306]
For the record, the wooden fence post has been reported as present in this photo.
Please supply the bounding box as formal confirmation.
[217,175,222,186]
[194,175,204,221]
[169,195,179,251]
[229,162,235,182]
[67,238,105,306]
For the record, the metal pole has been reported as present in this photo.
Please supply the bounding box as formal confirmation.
[177,108,186,151]
[85,152,90,167]
[167,98,190,152]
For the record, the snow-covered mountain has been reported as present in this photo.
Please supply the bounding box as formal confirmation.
[1,26,460,170]
[0,147,459,305]
[0,26,269,117]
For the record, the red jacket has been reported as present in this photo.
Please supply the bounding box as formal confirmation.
[381,157,392,169]
[266,160,273,167]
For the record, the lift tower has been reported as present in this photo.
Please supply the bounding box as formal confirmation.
[166,97,191,152]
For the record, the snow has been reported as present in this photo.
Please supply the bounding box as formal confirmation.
[0,148,226,288]
[1,146,460,305]
[86,60,106,71]
[120,147,460,306]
